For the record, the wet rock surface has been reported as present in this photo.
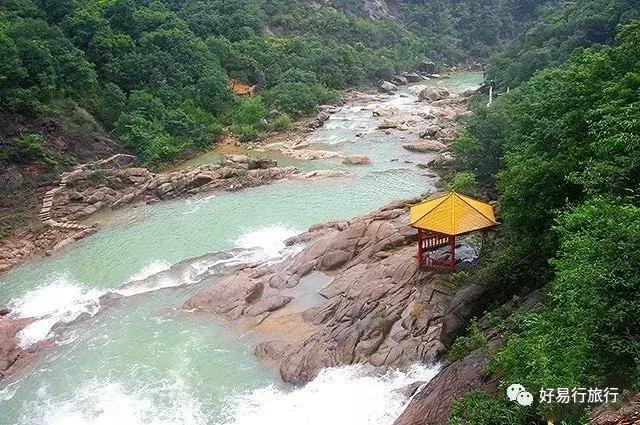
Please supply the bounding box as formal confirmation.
[185,199,475,385]
[0,316,40,380]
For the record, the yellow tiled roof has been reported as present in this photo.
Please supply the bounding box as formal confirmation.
[410,192,498,236]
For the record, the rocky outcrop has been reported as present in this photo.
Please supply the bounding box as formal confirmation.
[396,288,546,424]
[394,350,500,425]
[591,393,640,425]
[420,59,437,75]
[185,199,469,385]
[393,76,409,86]
[402,141,447,153]
[0,316,37,380]
[342,155,372,165]
[404,72,424,83]
[418,87,450,102]
[379,81,398,94]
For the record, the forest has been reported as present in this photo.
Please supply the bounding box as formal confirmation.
[1,0,545,165]
[446,0,640,423]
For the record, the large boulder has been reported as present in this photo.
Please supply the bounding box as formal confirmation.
[418,87,450,102]
[419,125,442,139]
[342,155,371,165]
[404,72,423,83]
[0,317,35,379]
[378,120,399,130]
[392,75,408,86]
[420,59,437,75]
[379,81,398,94]
[402,141,447,153]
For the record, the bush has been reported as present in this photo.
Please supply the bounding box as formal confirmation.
[447,321,487,361]
[268,113,292,131]
[446,172,478,195]
[14,133,57,166]
[449,391,528,425]
[231,123,258,142]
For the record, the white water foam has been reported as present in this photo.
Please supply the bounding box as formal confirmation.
[28,378,206,425]
[125,260,173,283]
[234,225,301,262]
[9,276,103,348]
[221,363,441,425]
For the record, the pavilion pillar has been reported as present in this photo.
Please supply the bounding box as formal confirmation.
[449,235,456,270]
[417,229,424,269]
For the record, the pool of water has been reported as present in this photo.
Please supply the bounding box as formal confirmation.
[0,73,482,425]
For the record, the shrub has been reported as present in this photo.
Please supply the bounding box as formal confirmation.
[447,320,487,361]
[449,391,528,425]
[268,113,292,131]
[446,172,478,195]
[14,133,57,166]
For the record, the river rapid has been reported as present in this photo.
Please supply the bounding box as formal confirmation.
[0,73,482,425]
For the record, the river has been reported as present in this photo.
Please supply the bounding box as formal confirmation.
[0,73,482,425]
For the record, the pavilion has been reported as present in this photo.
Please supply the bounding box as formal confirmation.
[410,192,499,270]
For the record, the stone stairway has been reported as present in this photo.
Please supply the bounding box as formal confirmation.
[39,178,88,232]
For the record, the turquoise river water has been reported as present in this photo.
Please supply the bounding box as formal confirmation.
[0,73,482,425]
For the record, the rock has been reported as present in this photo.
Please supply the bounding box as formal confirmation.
[392,76,408,86]
[420,59,437,75]
[373,107,398,117]
[245,295,294,317]
[379,81,398,94]
[0,317,35,379]
[419,125,442,139]
[0,308,10,317]
[427,152,455,169]
[418,87,450,102]
[157,182,173,195]
[417,111,436,120]
[255,340,292,362]
[342,155,371,165]
[403,72,423,83]
[402,141,447,153]
[185,199,458,385]
[378,120,399,130]
[590,393,640,425]
[308,112,331,129]
[394,351,500,425]
[225,155,277,170]
[407,85,429,96]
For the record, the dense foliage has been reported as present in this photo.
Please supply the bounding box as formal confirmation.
[486,0,640,89]
[449,19,640,425]
[1,0,549,166]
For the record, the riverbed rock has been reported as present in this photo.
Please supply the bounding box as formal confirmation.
[418,87,450,102]
[392,76,408,86]
[403,72,423,83]
[308,111,331,129]
[420,59,437,75]
[402,141,447,153]
[378,120,399,130]
[342,155,371,165]
[0,317,34,379]
[419,125,441,139]
[379,81,398,94]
